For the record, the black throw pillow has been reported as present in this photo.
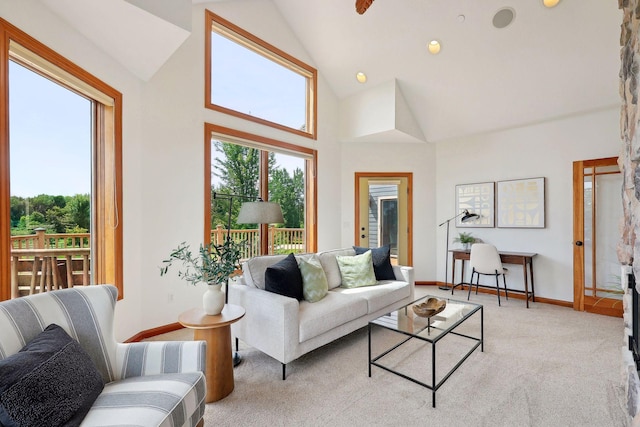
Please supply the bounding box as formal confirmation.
[353,245,396,280]
[265,253,304,300]
[0,323,104,427]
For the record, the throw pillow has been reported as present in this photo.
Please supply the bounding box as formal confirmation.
[353,245,396,280]
[336,250,377,288]
[265,252,304,300]
[298,254,329,303]
[0,323,104,427]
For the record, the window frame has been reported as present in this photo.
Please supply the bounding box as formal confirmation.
[0,18,123,300]
[204,123,317,254]
[205,10,317,140]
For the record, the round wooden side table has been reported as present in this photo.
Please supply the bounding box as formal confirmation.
[178,304,245,403]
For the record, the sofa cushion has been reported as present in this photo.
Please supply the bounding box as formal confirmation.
[242,254,287,289]
[336,251,377,288]
[333,280,412,314]
[317,248,356,289]
[354,245,396,280]
[265,253,304,300]
[81,372,206,427]
[0,323,104,427]
[298,254,329,303]
[298,292,368,342]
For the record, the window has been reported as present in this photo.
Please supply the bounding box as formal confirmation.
[205,10,317,139]
[205,123,316,257]
[0,19,123,300]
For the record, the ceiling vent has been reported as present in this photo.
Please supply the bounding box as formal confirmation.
[493,8,515,29]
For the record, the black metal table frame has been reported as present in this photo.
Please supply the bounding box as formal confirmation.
[368,300,483,408]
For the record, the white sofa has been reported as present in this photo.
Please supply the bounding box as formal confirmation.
[228,248,415,379]
[0,285,206,427]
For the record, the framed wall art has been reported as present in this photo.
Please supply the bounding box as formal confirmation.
[455,182,495,227]
[497,177,545,228]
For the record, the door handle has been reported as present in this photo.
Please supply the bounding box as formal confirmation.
[575,241,583,246]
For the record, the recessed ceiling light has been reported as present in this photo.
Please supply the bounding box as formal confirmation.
[356,72,367,83]
[428,40,441,55]
[543,0,560,7]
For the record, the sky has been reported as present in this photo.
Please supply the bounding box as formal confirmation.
[210,31,307,131]
[9,60,91,198]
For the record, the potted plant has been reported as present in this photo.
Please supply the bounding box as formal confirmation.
[453,232,476,250]
[160,239,243,315]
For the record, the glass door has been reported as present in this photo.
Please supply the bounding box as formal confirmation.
[355,173,412,266]
[573,157,623,316]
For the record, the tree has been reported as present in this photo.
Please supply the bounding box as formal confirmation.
[269,167,304,228]
[211,141,272,229]
[65,194,90,232]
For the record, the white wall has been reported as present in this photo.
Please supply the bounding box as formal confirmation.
[435,107,621,302]
[340,141,437,281]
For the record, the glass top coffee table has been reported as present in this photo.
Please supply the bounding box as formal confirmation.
[368,295,483,407]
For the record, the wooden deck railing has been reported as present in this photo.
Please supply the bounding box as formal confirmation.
[10,229,91,298]
[211,225,305,259]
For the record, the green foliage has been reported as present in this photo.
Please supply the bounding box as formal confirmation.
[211,141,262,229]
[210,141,305,230]
[269,167,304,228]
[160,240,245,286]
[453,232,476,244]
[10,194,90,236]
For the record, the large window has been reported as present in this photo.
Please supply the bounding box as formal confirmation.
[205,10,317,139]
[0,19,123,300]
[205,124,316,257]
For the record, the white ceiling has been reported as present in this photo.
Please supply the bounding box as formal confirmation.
[40,0,622,143]
[271,0,622,142]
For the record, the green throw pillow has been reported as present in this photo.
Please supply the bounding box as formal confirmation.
[336,251,377,288]
[298,255,329,303]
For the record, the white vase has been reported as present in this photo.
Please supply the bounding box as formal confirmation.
[202,283,225,315]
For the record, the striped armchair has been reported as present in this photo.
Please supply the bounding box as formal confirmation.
[0,285,206,427]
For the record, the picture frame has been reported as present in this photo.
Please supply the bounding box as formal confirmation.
[455,182,495,227]
[497,177,545,228]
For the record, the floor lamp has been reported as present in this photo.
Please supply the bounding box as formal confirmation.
[438,209,479,291]
[212,192,284,366]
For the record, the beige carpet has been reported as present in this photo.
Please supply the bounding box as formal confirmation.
[154,287,630,426]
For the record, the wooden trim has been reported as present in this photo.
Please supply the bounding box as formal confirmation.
[307,153,318,252]
[204,10,317,140]
[0,18,123,300]
[204,127,212,246]
[206,123,315,156]
[124,322,184,343]
[0,30,10,302]
[428,283,575,309]
[259,150,269,255]
[583,295,623,318]
[573,160,584,311]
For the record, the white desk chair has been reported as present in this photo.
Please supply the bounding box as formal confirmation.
[468,243,508,306]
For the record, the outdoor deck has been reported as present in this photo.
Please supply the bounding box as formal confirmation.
[10,226,304,298]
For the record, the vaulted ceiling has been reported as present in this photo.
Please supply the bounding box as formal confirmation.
[39,0,622,142]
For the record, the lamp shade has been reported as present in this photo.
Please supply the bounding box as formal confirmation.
[237,201,284,224]
[461,210,480,223]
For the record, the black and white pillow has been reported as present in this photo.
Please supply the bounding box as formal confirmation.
[353,245,396,280]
